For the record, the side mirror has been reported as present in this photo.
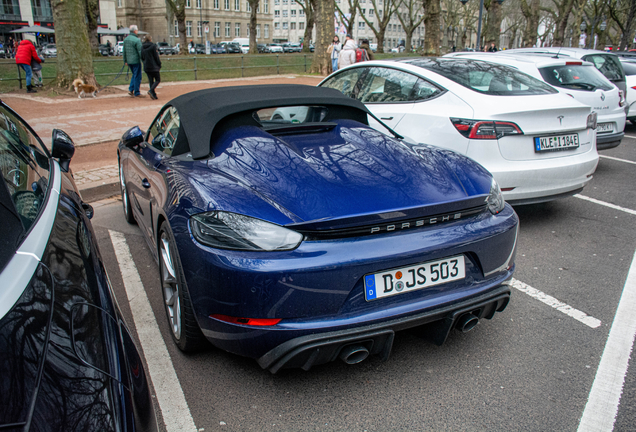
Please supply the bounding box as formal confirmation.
[51,129,75,172]
[122,126,144,148]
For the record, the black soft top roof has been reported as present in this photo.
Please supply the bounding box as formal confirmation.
[166,84,371,160]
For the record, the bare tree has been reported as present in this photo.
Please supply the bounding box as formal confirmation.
[336,0,360,36]
[609,0,636,50]
[248,0,259,54]
[51,0,97,87]
[423,0,441,55]
[358,0,400,53]
[396,0,426,52]
[482,0,503,47]
[295,0,316,52]
[520,0,542,47]
[543,0,577,46]
[84,0,100,55]
[166,0,188,54]
[311,0,335,74]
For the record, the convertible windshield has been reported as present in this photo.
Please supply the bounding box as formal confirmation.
[539,64,613,91]
[407,58,558,96]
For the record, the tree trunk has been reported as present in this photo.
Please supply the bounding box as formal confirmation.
[521,0,540,47]
[85,0,100,55]
[618,0,636,50]
[310,0,334,74]
[552,0,576,46]
[483,0,502,47]
[249,0,259,54]
[166,0,188,54]
[51,0,96,87]
[423,0,441,56]
[301,0,316,53]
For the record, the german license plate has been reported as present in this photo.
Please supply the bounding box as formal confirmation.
[364,255,465,301]
[596,122,613,133]
[534,133,579,152]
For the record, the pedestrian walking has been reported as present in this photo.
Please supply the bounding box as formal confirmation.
[15,39,42,93]
[123,25,143,97]
[141,35,162,100]
[359,39,374,61]
[327,36,341,72]
[487,42,497,52]
[338,34,357,69]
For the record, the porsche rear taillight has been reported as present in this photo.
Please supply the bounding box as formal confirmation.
[450,118,523,140]
[210,314,281,326]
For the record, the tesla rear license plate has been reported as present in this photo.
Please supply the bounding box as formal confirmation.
[596,122,613,133]
[534,133,579,152]
[365,255,465,301]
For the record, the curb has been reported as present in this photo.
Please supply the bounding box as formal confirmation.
[80,181,120,203]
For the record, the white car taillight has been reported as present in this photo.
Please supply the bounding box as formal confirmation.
[619,90,626,107]
[450,118,523,140]
[587,112,597,129]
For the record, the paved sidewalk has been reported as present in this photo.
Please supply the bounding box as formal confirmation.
[74,164,120,202]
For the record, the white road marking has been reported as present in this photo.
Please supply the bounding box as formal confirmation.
[623,134,636,139]
[578,250,636,432]
[599,155,636,165]
[109,230,197,432]
[509,278,601,328]
[574,195,636,216]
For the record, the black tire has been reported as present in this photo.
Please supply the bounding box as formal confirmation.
[158,222,206,352]
[119,160,136,224]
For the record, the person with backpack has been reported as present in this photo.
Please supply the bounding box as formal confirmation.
[338,34,356,69]
[358,39,374,62]
[141,34,162,100]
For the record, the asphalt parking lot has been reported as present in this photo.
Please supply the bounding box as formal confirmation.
[82,123,636,432]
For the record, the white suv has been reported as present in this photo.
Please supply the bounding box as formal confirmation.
[445,52,626,150]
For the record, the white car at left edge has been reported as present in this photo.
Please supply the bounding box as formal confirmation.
[319,58,599,205]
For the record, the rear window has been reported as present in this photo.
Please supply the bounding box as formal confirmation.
[408,59,558,95]
[582,54,625,81]
[621,62,636,76]
[539,64,614,91]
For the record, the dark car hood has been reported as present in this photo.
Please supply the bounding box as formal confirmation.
[203,122,491,228]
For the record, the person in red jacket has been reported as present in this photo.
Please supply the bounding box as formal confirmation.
[15,39,42,93]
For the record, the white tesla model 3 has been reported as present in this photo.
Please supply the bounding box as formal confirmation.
[319,58,599,205]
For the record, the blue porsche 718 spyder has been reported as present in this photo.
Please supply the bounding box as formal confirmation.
[117,85,518,373]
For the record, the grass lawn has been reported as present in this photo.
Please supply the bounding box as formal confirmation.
[0,52,420,93]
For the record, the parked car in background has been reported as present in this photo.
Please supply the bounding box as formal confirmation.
[224,42,241,53]
[0,101,158,431]
[157,41,177,55]
[267,43,283,53]
[445,52,626,150]
[211,43,226,54]
[40,43,57,58]
[320,58,599,205]
[620,58,636,123]
[98,43,114,56]
[117,84,518,372]
[189,43,206,54]
[310,43,315,52]
[0,44,6,58]
[257,43,267,53]
[284,42,302,53]
[116,41,124,55]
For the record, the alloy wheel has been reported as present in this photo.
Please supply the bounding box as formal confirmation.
[160,233,181,340]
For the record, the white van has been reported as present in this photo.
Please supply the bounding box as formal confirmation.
[233,38,251,54]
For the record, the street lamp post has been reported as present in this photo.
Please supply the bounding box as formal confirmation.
[460,0,504,52]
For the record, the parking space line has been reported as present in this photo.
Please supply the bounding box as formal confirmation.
[109,230,197,432]
[509,278,601,328]
[624,134,636,139]
[578,250,636,432]
[599,155,636,165]
[574,195,636,216]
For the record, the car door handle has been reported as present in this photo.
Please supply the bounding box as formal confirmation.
[380,117,394,120]
[141,179,151,189]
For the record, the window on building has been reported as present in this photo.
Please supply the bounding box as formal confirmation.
[197,21,202,36]
[369,8,374,16]
[235,0,240,9]
[274,0,279,4]
[186,0,191,8]
[246,1,250,11]
[362,8,365,14]
[398,24,402,32]
[197,0,201,8]
[247,26,250,36]
[291,9,296,16]
[235,23,240,37]
[264,0,269,13]
[215,21,220,37]
[225,0,230,9]
[282,22,288,30]
[299,9,304,16]
[358,21,365,29]
[274,9,279,16]
[214,0,219,9]
[225,22,231,37]
[186,21,192,36]
[257,24,261,38]
[174,20,178,36]
[264,23,269,38]
[282,10,287,17]
[290,22,295,30]
[282,0,288,3]
[117,0,122,7]
[275,22,280,30]
[299,22,304,30]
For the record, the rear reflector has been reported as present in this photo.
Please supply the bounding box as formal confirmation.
[566,61,582,65]
[501,187,516,192]
[211,314,282,326]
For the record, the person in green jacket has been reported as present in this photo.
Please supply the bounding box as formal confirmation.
[123,25,143,97]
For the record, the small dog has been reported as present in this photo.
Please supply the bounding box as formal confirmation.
[73,78,98,99]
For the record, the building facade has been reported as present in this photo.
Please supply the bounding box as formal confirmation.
[115,0,274,46]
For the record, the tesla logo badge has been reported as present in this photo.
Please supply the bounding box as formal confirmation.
[600,92,606,101]
[557,115,564,125]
